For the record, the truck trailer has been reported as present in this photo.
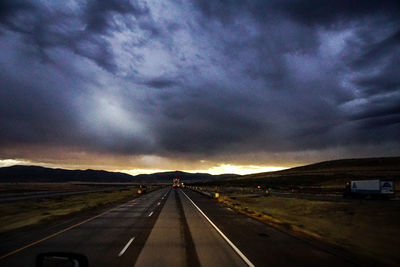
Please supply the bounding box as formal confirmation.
[344,179,394,198]
[172,178,181,188]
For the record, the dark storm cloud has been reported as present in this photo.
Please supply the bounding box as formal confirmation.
[193,0,400,27]
[0,0,153,72]
[152,88,266,154]
[351,30,400,70]
[0,0,399,166]
[0,0,155,154]
[84,0,147,33]
[352,101,400,121]
[0,44,81,149]
[144,77,179,88]
[355,62,400,96]
[345,27,400,133]
[0,1,33,21]
[277,0,400,26]
[154,0,400,156]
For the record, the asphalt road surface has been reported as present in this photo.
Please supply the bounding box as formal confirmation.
[0,187,356,266]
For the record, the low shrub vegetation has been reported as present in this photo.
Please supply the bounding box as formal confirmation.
[218,193,400,266]
[0,188,138,233]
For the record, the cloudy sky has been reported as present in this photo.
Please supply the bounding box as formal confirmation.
[0,0,399,174]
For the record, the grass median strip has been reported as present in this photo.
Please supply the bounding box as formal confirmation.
[218,193,400,266]
[0,187,139,233]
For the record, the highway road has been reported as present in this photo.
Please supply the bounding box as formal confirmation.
[0,187,356,266]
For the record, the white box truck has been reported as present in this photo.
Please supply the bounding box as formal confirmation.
[344,179,394,198]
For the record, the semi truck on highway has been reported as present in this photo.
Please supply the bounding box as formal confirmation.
[172,178,181,188]
[137,185,147,194]
[344,179,394,198]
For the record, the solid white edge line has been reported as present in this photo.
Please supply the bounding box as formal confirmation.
[118,237,135,257]
[0,198,134,260]
[148,211,154,217]
[181,190,255,267]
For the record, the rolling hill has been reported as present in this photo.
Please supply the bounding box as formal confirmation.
[1,157,398,185]
[0,165,134,183]
[0,165,237,183]
[201,157,400,187]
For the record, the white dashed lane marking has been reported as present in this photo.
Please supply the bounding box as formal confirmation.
[118,237,135,257]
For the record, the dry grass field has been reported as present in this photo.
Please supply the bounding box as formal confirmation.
[0,183,97,194]
[218,193,400,266]
[0,187,139,233]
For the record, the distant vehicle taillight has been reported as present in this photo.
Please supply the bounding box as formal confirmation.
[172,178,181,188]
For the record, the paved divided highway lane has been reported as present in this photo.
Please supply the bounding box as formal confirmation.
[0,188,170,267]
[135,189,246,266]
[181,189,355,267]
[0,187,356,266]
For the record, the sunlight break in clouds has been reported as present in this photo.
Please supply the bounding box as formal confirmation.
[119,164,286,176]
[190,164,286,175]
